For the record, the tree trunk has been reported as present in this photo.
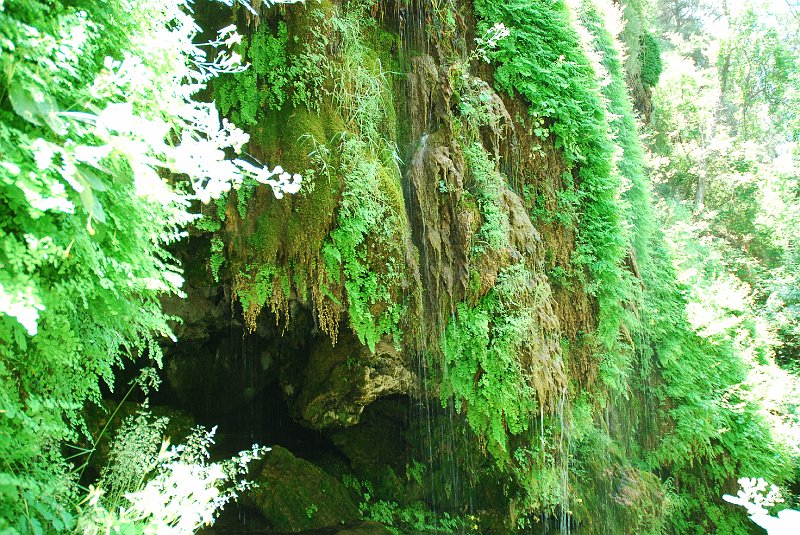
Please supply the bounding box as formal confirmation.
[694,171,706,213]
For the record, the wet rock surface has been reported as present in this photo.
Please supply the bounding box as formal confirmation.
[153,2,644,532]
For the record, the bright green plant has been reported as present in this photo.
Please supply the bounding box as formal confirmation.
[214,14,327,125]
[0,0,299,531]
[77,410,267,534]
[474,0,632,391]
[579,3,795,532]
[441,144,561,463]
[320,136,407,351]
[343,476,465,534]
[640,32,664,88]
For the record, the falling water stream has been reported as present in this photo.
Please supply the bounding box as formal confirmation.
[394,0,579,522]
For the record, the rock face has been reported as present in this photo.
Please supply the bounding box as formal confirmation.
[154,0,677,532]
[164,327,277,419]
[405,55,473,347]
[245,446,360,532]
[328,399,419,504]
[284,332,416,429]
[160,285,227,343]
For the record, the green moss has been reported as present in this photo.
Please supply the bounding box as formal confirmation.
[247,446,360,531]
[221,102,344,331]
[214,1,412,349]
[246,105,344,263]
[463,142,510,255]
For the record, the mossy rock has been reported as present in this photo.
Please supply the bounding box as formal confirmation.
[328,399,415,504]
[245,445,360,532]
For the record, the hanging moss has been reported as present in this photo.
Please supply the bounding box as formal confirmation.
[209,1,414,350]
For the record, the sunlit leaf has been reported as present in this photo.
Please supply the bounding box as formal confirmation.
[8,82,43,126]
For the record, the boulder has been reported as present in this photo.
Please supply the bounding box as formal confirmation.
[245,446,360,532]
[160,285,227,343]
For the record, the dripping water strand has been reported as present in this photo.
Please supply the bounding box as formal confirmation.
[558,387,570,535]
[408,132,441,519]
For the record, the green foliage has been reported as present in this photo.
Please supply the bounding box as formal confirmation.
[577,3,793,532]
[0,2,194,529]
[3,0,790,532]
[454,75,506,140]
[210,237,226,282]
[223,2,411,351]
[321,136,406,351]
[474,0,631,391]
[77,410,266,534]
[524,179,579,228]
[441,277,535,462]
[310,5,406,349]
[463,143,510,254]
[644,200,798,533]
[577,1,656,271]
[236,263,292,329]
[250,21,295,111]
[640,32,664,88]
[617,0,649,93]
[343,476,466,534]
[100,410,169,506]
[718,8,799,138]
[646,0,800,506]
[214,18,327,125]
[439,139,566,475]
[0,0,290,531]
[236,179,256,219]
